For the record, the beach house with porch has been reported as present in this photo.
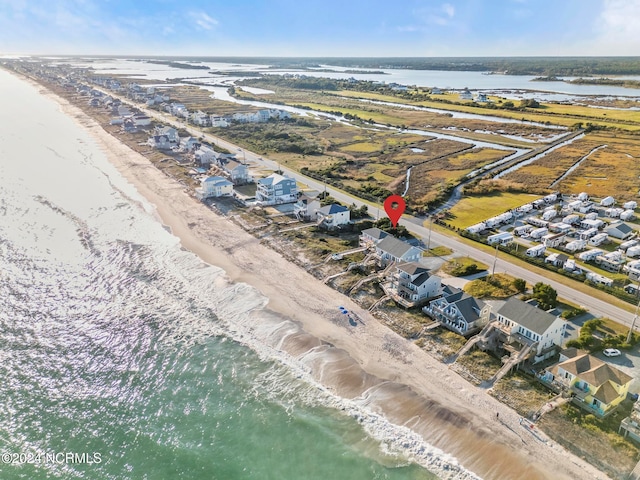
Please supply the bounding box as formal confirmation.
[424,291,490,336]
[494,298,566,364]
[384,262,441,308]
[256,173,298,205]
[359,227,389,247]
[374,236,422,267]
[316,204,351,230]
[196,176,233,200]
[293,194,321,221]
[540,348,632,417]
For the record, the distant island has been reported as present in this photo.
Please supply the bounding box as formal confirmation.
[146,60,210,70]
[569,77,640,89]
[531,76,563,82]
[114,55,640,76]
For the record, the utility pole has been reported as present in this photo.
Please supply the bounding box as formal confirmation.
[427,214,433,252]
[491,241,500,278]
[627,283,640,344]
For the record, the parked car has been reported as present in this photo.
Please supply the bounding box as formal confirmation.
[603,348,621,357]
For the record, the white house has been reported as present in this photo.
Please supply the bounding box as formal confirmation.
[191,110,211,127]
[386,262,442,307]
[459,89,473,100]
[375,236,422,266]
[256,174,298,205]
[424,290,490,336]
[220,159,250,185]
[155,126,180,144]
[359,227,389,247]
[496,298,566,363]
[132,114,151,127]
[197,176,233,199]
[316,204,351,229]
[194,146,217,167]
[293,195,321,221]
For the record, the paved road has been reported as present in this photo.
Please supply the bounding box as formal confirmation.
[112,92,636,328]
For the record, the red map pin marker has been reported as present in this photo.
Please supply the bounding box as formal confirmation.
[383,195,406,227]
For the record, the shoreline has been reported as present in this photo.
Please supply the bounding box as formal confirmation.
[18,71,611,480]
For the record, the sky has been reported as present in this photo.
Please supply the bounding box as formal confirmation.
[1,0,639,57]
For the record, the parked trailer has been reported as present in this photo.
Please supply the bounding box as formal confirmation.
[621,210,636,221]
[514,225,533,236]
[526,245,546,257]
[620,240,639,251]
[600,196,615,207]
[578,249,604,261]
[586,272,613,287]
[530,227,548,240]
[624,201,638,210]
[487,232,514,245]
[627,246,640,258]
[542,210,557,221]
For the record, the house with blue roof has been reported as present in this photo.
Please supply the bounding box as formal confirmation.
[256,173,298,205]
[316,204,350,229]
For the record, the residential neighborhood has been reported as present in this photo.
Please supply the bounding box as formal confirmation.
[14,59,640,479]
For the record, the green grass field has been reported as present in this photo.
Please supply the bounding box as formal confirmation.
[445,192,540,229]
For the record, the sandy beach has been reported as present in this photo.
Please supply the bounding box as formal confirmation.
[29,74,612,480]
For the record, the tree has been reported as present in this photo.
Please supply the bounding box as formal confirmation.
[513,278,527,294]
[532,282,558,310]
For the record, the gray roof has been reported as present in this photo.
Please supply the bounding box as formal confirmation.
[318,204,348,215]
[441,291,485,323]
[497,297,559,335]
[376,236,419,258]
[409,272,432,287]
[361,228,389,241]
[397,262,429,276]
[607,222,633,235]
[258,173,291,186]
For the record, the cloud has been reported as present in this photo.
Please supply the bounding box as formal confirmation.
[188,11,219,31]
[400,2,457,31]
[593,0,640,54]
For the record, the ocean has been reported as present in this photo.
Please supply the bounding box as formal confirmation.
[0,70,452,478]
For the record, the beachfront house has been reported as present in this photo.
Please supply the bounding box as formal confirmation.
[359,227,389,247]
[196,176,233,200]
[220,159,250,185]
[194,146,217,167]
[256,173,298,205]
[385,262,442,308]
[424,291,490,336]
[539,348,632,417]
[293,195,321,221]
[316,204,351,230]
[494,298,566,363]
[374,236,422,267]
[155,126,180,144]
